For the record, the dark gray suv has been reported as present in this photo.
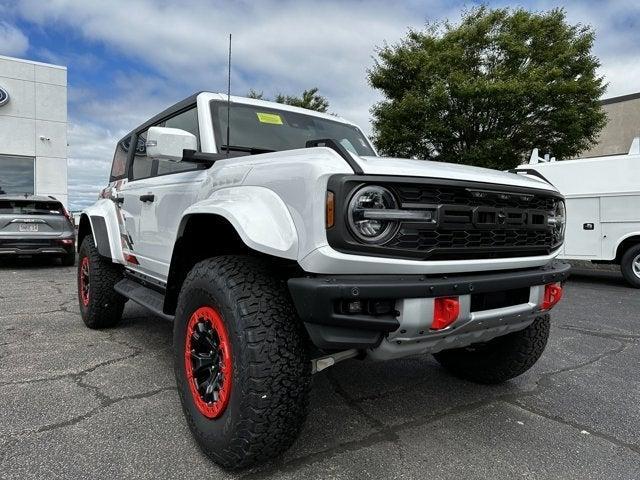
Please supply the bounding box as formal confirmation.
[0,195,76,266]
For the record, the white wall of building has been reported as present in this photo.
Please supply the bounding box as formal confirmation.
[0,55,68,207]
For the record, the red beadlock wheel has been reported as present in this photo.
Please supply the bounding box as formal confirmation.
[173,256,311,468]
[77,236,125,329]
[184,306,233,419]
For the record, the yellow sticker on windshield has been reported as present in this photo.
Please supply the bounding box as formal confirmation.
[256,112,283,125]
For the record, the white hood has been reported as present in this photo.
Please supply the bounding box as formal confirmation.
[355,156,556,192]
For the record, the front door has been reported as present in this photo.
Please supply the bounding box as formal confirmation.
[119,124,207,280]
[122,168,205,280]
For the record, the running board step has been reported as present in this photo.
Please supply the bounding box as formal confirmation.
[114,278,174,321]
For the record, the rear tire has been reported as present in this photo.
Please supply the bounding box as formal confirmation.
[433,315,550,384]
[620,244,640,288]
[174,255,311,469]
[61,251,76,267]
[77,236,125,329]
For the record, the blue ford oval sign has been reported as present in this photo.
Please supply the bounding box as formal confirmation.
[0,86,9,107]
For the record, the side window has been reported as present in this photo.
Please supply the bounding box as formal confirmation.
[130,130,154,181]
[129,106,204,181]
[164,107,200,147]
[109,136,130,181]
[157,107,205,176]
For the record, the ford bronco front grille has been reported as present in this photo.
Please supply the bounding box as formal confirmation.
[326,175,564,261]
[394,183,555,211]
[386,227,555,259]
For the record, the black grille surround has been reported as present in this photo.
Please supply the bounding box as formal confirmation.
[326,174,564,261]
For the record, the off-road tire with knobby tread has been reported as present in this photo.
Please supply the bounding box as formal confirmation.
[620,243,640,288]
[173,255,311,469]
[77,236,125,328]
[433,314,550,384]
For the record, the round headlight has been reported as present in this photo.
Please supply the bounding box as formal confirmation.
[347,185,399,244]
[549,200,566,242]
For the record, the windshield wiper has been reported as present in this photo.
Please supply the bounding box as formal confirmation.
[220,145,275,155]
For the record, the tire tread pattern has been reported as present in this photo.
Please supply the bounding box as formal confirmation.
[433,314,550,384]
[78,236,125,328]
[174,256,310,469]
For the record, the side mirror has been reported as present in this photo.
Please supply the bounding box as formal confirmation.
[146,126,197,162]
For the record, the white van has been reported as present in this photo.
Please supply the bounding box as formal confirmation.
[516,138,640,287]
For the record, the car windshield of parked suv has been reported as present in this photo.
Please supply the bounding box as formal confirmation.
[210,101,376,156]
[0,200,64,215]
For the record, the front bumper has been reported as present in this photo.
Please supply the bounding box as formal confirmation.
[288,260,570,355]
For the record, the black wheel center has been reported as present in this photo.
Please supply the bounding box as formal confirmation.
[189,320,225,403]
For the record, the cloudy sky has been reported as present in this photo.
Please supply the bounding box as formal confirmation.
[0,0,638,210]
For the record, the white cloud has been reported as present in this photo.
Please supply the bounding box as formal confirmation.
[13,0,448,208]
[13,0,448,126]
[8,0,640,208]
[66,122,118,210]
[0,21,28,57]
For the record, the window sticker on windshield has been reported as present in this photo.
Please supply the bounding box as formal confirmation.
[256,112,283,125]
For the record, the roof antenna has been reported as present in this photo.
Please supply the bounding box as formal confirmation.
[226,33,232,157]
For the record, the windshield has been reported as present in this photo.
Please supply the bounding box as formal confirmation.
[0,200,64,215]
[210,101,376,156]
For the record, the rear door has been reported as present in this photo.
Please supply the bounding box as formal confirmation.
[0,199,69,237]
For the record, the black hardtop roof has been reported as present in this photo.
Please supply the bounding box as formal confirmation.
[0,194,62,203]
[120,91,202,143]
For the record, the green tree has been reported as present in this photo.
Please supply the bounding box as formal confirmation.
[369,7,607,168]
[276,88,329,112]
[245,87,330,112]
[247,88,264,99]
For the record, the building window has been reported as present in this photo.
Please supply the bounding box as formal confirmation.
[0,155,34,195]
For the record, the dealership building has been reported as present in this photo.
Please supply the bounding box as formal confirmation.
[0,54,68,207]
[579,92,640,158]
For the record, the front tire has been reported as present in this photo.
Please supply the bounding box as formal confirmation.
[174,256,311,469]
[77,236,125,329]
[433,314,550,384]
[620,244,640,288]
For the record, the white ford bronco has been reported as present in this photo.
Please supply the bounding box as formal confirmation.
[77,92,569,468]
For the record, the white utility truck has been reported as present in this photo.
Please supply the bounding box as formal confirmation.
[76,92,569,468]
[517,139,640,287]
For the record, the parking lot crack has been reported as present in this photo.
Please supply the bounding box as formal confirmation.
[324,371,399,438]
[243,397,496,478]
[0,349,143,387]
[502,400,640,456]
[244,336,633,477]
[6,386,177,438]
[506,339,629,402]
[557,324,640,341]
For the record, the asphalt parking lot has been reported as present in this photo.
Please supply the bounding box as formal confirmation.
[0,260,638,479]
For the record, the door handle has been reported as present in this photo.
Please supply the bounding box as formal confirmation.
[139,194,155,203]
[113,197,124,205]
